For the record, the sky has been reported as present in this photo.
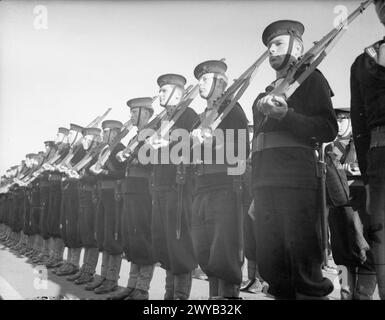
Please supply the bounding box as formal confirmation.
[0,0,382,174]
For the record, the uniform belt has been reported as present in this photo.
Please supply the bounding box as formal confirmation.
[127,166,151,178]
[252,131,311,152]
[98,180,119,189]
[196,164,229,176]
[370,126,385,148]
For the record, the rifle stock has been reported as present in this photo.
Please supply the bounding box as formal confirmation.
[88,120,134,173]
[196,52,268,136]
[120,110,167,159]
[147,84,199,146]
[120,89,192,159]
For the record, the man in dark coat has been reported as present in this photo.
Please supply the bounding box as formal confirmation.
[64,127,102,285]
[149,74,199,300]
[45,127,71,269]
[251,20,337,299]
[54,123,86,277]
[190,59,250,299]
[108,97,155,300]
[85,120,126,294]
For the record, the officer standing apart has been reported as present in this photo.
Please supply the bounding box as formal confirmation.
[191,60,250,299]
[350,0,385,299]
[251,20,337,299]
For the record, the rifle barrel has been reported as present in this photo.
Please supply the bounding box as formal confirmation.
[87,107,112,128]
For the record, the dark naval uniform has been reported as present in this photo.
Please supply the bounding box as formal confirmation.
[117,97,156,300]
[123,156,153,265]
[351,38,385,299]
[30,179,42,238]
[45,142,69,268]
[151,108,198,297]
[8,186,16,240]
[151,76,199,300]
[95,143,125,256]
[64,127,102,284]
[56,128,86,277]
[11,186,25,236]
[26,164,45,260]
[23,186,33,239]
[121,155,154,295]
[75,157,99,283]
[252,69,337,299]
[86,121,126,294]
[39,172,51,244]
[252,20,337,299]
[47,172,65,239]
[240,157,269,294]
[192,101,249,298]
[78,169,98,250]
[32,141,58,264]
[59,147,85,249]
[150,73,199,300]
[20,160,39,255]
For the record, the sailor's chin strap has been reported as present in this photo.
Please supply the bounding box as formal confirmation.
[162,85,178,109]
[135,107,142,127]
[42,147,53,163]
[274,33,296,72]
[69,131,80,147]
[205,75,218,100]
[106,129,114,145]
[339,118,352,138]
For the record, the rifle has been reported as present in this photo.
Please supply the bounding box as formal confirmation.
[146,84,199,149]
[56,107,112,170]
[5,164,27,189]
[73,120,134,177]
[117,87,193,162]
[193,53,268,142]
[256,0,373,133]
[15,152,47,186]
[87,107,112,128]
[47,108,113,170]
[22,149,57,185]
[13,163,32,182]
[116,109,167,163]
